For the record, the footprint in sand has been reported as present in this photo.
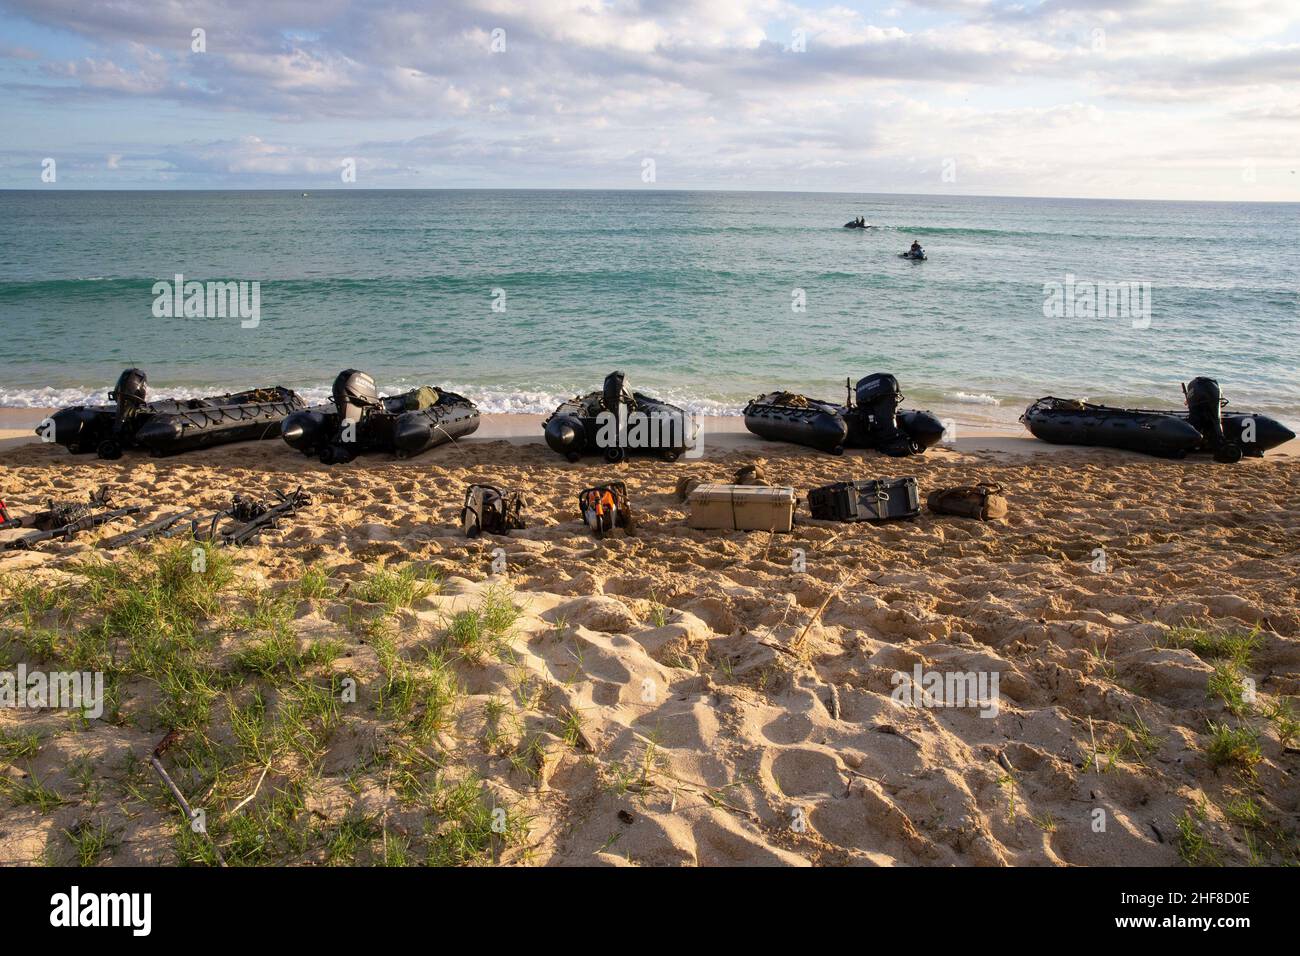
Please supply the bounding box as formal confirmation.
[767,747,844,798]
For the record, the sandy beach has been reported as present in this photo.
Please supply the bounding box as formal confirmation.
[1,416,1296,867]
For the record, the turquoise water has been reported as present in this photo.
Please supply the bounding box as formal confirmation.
[1,189,1296,426]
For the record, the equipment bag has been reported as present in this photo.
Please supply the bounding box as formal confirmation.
[461,484,526,538]
[926,483,1008,521]
[578,481,635,538]
[807,477,920,522]
[853,374,921,457]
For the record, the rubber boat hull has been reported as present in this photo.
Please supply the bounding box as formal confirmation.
[898,252,927,260]
[543,373,696,462]
[48,383,305,459]
[282,387,480,463]
[743,394,945,455]
[1021,398,1194,458]
[1022,397,1294,458]
[744,396,848,453]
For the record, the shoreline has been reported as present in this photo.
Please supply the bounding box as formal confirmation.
[4,407,1295,460]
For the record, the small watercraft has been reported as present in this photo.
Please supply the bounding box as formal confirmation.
[46,368,305,459]
[744,374,945,456]
[281,369,480,464]
[1021,379,1294,460]
[1021,398,1202,458]
[898,249,927,261]
[543,371,696,462]
[844,220,868,229]
[744,392,849,454]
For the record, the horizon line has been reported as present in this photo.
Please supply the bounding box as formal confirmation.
[1,185,1297,205]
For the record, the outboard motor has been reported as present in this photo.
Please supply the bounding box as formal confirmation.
[1184,377,1241,463]
[853,373,920,457]
[94,368,150,459]
[600,370,637,463]
[110,368,149,419]
[323,369,379,464]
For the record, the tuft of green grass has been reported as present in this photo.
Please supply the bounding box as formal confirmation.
[1205,722,1262,772]
[1224,795,1264,830]
[356,564,441,612]
[0,574,66,630]
[0,728,41,762]
[1122,708,1164,761]
[322,814,383,865]
[442,587,520,663]
[381,829,413,866]
[296,566,335,601]
[425,776,528,866]
[63,819,120,866]
[0,773,67,812]
[375,648,460,743]
[1262,698,1298,750]
[65,542,235,729]
[1165,624,1260,669]
[1207,662,1251,716]
[1175,807,1220,866]
[558,707,587,750]
[233,626,342,681]
[1031,811,1057,833]
[646,592,669,628]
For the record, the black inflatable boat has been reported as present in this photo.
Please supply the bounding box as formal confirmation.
[1021,398,1203,458]
[281,369,480,464]
[543,371,697,462]
[744,393,849,454]
[1021,378,1294,460]
[744,374,946,456]
[45,368,305,459]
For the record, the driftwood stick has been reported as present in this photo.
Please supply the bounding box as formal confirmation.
[150,732,227,867]
[228,761,273,817]
[792,571,858,649]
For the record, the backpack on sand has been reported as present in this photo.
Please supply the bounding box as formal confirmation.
[926,483,1008,521]
[578,481,635,538]
[461,484,526,537]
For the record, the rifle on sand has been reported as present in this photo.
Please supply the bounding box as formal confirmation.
[223,487,311,546]
[97,509,197,550]
[0,487,142,554]
[153,487,311,548]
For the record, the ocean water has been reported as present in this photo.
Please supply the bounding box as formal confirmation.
[1,189,1297,427]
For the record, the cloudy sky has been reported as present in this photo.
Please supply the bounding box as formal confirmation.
[1,0,1297,199]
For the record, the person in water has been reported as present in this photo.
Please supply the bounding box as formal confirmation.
[910,240,922,254]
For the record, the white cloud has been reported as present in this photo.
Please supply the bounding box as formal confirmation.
[1,0,1297,197]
